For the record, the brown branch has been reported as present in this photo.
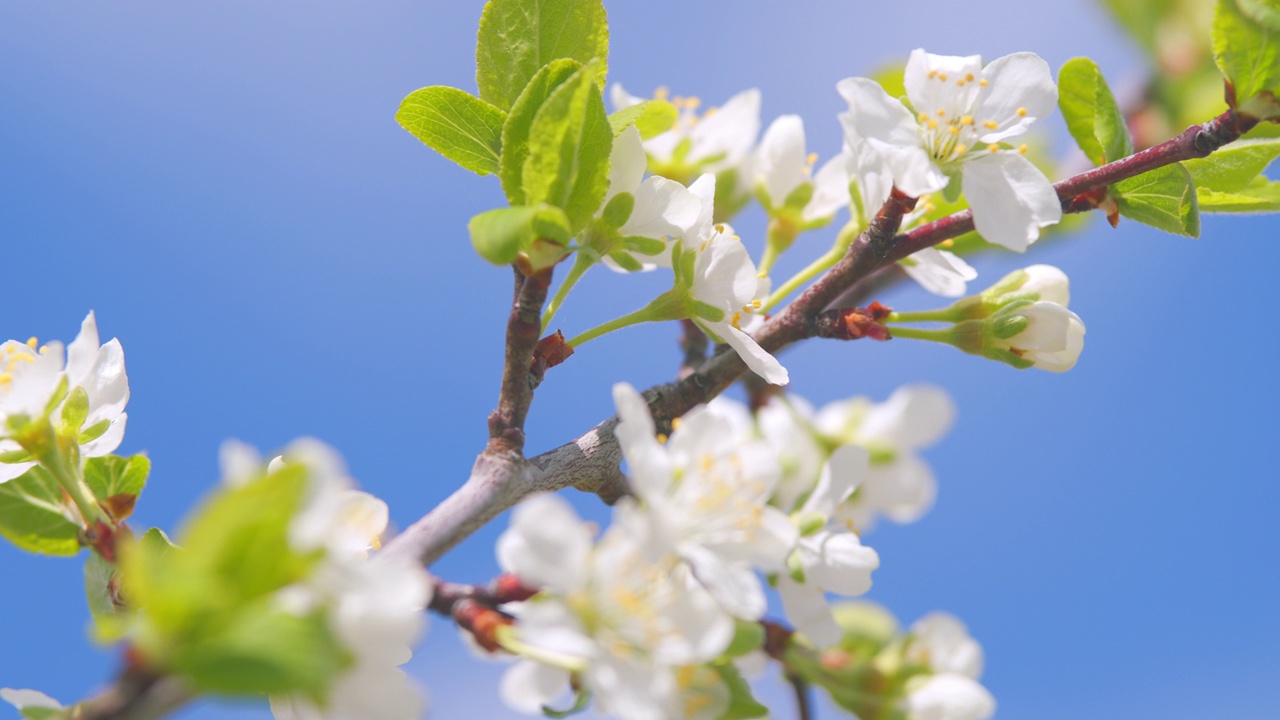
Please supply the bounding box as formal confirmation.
[72,666,192,720]
[676,319,709,380]
[381,109,1258,569]
[488,265,555,454]
[787,672,814,720]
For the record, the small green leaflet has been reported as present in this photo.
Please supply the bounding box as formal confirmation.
[714,663,769,720]
[1213,0,1280,106]
[84,454,150,521]
[85,552,130,643]
[501,59,584,205]
[1183,138,1280,191]
[1198,177,1280,212]
[397,87,507,176]
[468,204,571,265]
[522,61,613,232]
[1113,163,1201,236]
[606,100,677,139]
[0,466,81,556]
[1058,57,1133,166]
[476,0,609,112]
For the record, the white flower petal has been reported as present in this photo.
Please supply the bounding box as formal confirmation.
[777,576,843,648]
[756,114,809,207]
[804,152,853,222]
[605,125,647,202]
[802,444,868,516]
[804,531,879,596]
[901,247,978,298]
[837,77,947,197]
[908,613,985,678]
[859,384,956,450]
[500,660,572,715]
[690,89,761,170]
[609,83,645,112]
[904,50,984,128]
[904,674,996,720]
[863,454,938,524]
[496,494,592,592]
[717,323,789,386]
[681,544,767,620]
[962,151,1062,252]
[975,52,1057,143]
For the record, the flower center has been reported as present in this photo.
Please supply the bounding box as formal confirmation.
[0,339,39,394]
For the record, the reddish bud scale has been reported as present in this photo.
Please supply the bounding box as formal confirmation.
[762,620,795,661]
[812,302,893,342]
[490,573,539,603]
[452,598,512,653]
[82,518,129,564]
[530,331,573,385]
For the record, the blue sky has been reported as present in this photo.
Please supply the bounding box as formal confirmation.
[2,1,1277,719]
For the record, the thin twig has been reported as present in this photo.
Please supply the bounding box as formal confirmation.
[787,672,814,720]
[677,319,709,380]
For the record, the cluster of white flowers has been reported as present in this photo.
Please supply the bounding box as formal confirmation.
[222,439,432,720]
[496,380,960,717]
[0,311,129,483]
[902,613,996,720]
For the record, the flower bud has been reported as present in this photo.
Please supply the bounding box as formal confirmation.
[983,301,1086,372]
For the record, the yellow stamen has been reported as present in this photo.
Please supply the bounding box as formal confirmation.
[806,152,818,165]
[938,73,949,82]
[960,115,974,126]
[25,337,38,349]
[714,224,725,234]
[704,106,719,118]
[965,72,975,82]
[918,112,929,123]
[927,70,938,79]
[685,96,701,109]
[730,312,742,330]
[940,239,955,248]
[751,299,762,309]
[936,108,946,116]
[657,433,668,444]
[948,126,960,136]
[671,417,682,430]
[1018,143,1029,154]
[1017,106,1028,117]
[654,86,669,101]
[988,144,1000,153]
[927,119,939,129]
[953,144,967,155]
[757,271,768,279]
[979,79,989,87]
[982,120,998,129]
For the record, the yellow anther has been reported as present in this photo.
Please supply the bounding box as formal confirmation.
[370,536,382,551]
[988,144,1000,152]
[25,337,38,349]
[685,96,701,109]
[1017,106,1028,117]
[700,240,708,252]
[704,106,719,117]
[953,145,966,155]
[0,373,11,385]
[940,239,955,248]
[751,299,762,309]
[657,433,668,444]
[965,72,975,82]
[731,312,742,329]
[918,112,929,123]
[979,78,989,87]
[757,271,768,279]
[927,70,938,79]
[922,202,936,213]
[960,115,974,126]
[938,73,949,81]
[927,119,939,129]
[956,79,966,86]
[936,108,946,117]
[806,152,818,165]
[948,126,960,136]
[982,120,998,129]
[671,417,683,430]
[654,86,669,101]
[1018,143,1029,154]
[714,224,725,234]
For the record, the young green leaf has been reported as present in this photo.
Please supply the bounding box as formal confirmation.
[396,86,507,176]
[1198,176,1280,211]
[1214,0,1280,109]
[85,552,130,643]
[1183,138,1280,191]
[1058,57,1133,166]
[523,62,613,231]
[607,99,677,139]
[501,59,583,205]
[476,0,609,112]
[1112,163,1201,236]
[169,603,345,697]
[468,205,572,265]
[0,466,81,556]
[714,664,770,720]
[84,454,150,521]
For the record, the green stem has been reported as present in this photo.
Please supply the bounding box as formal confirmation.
[566,290,686,348]
[886,308,961,324]
[884,325,957,345]
[762,219,864,312]
[542,252,595,332]
[37,433,106,526]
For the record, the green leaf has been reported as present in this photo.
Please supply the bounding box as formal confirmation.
[523,62,613,231]
[85,552,129,643]
[84,454,149,521]
[541,686,590,718]
[607,99,677,139]
[0,466,80,556]
[468,205,572,264]
[1198,176,1280,211]
[396,86,506,176]
[171,602,346,697]
[1112,163,1202,236]
[1183,138,1280,191]
[1214,0,1280,106]
[714,664,769,720]
[476,0,609,111]
[501,59,584,206]
[1058,57,1133,166]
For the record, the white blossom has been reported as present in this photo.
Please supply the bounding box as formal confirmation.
[990,301,1086,372]
[0,312,129,482]
[611,85,760,179]
[672,198,789,385]
[905,613,985,678]
[248,440,431,720]
[498,494,734,720]
[901,247,979,298]
[752,115,850,224]
[838,49,1062,251]
[903,674,996,720]
[776,445,880,647]
[597,125,705,273]
[815,385,956,530]
[614,384,797,620]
